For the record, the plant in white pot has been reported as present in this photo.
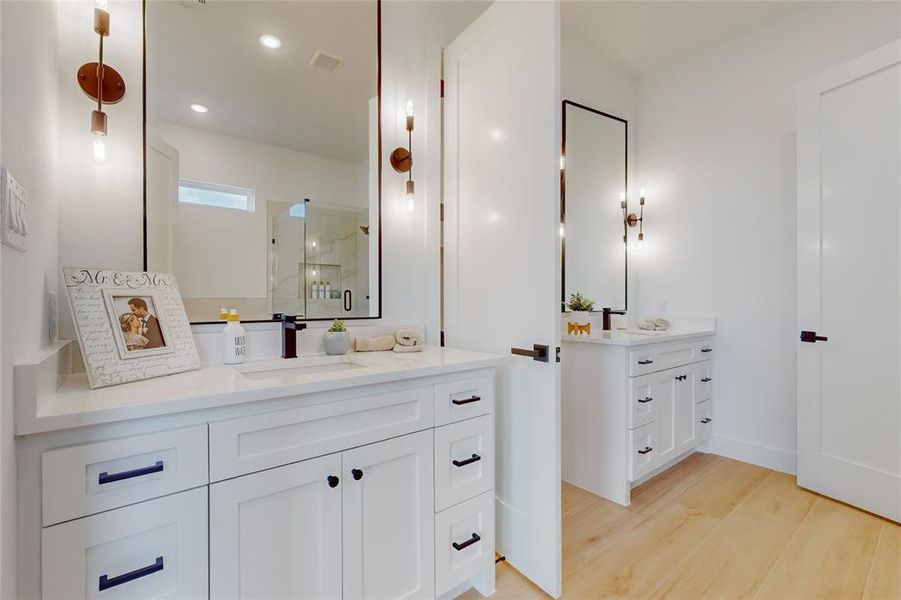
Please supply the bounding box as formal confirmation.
[323,319,352,355]
[566,292,595,335]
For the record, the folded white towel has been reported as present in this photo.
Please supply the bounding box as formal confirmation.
[353,335,396,352]
[394,328,425,352]
[637,318,671,331]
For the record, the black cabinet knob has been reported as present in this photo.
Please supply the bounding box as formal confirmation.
[327,475,340,488]
[638,397,653,404]
[352,468,364,481]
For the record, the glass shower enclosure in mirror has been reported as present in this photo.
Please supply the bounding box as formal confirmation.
[561,100,627,314]
[145,1,380,322]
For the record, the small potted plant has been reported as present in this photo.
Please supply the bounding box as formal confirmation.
[566,292,595,335]
[323,319,352,355]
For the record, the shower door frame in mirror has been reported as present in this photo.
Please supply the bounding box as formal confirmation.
[142,0,382,324]
[560,99,628,314]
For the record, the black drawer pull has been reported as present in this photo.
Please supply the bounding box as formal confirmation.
[98,461,164,485]
[701,348,712,353]
[452,396,481,406]
[327,475,340,488]
[701,377,712,382]
[675,375,687,381]
[638,446,653,455]
[452,533,481,551]
[638,359,653,365]
[351,468,364,481]
[701,418,712,424]
[99,556,164,591]
[638,397,653,404]
[453,454,482,468]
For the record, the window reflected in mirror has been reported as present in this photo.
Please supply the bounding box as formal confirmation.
[561,101,627,313]
[145,1,380,322]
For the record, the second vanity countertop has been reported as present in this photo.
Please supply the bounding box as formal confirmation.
[16,345,504,436]
[561,327,715,347]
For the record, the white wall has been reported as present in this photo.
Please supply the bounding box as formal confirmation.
[635,1,901,473]
[0,1,61,596]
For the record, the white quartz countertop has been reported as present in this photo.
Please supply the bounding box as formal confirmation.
[17,346,504,436]
[561,328,715,347]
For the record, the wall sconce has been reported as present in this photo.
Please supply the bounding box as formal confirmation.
[623,189,646,249]
[77,0,126,164]
[390,99,415,212]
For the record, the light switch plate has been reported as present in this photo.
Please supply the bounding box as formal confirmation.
[0,168,29,252]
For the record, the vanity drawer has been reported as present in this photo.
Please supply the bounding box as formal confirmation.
[435,376,494,426]
[435,491,495,597]
[42,487,208,600]
[435,415,494,511]
[209,386,434,481]
[697,400,713,442]
[629,421,658,482]
[41,425,208,527]
[629,379,658,429]
[629,338,713,376]
[693,362,713,402]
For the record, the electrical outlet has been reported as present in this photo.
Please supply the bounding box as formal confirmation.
[1,168,29,253]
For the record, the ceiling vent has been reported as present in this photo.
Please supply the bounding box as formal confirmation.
[309,50,344,73]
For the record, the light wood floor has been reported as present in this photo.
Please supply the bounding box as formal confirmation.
[461,454,900,600]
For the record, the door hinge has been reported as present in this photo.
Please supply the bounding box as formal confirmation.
[440,79,445,98]
[556,346,561,363]
[440,330,445,347]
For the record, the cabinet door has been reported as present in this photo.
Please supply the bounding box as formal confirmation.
[42,488,207,600]
[210,453,343,599]
[342,430,435,599]
[651,373,678,464]
[674,371,698,454]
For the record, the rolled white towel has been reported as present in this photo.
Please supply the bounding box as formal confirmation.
[394,328,425,352]
[637,318,671,331]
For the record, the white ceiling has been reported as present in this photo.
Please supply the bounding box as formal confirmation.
[146,1,378,163]
[562,1,807,77]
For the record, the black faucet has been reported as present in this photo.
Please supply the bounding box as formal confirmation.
[275,314,307,359]
[602,307,626,331]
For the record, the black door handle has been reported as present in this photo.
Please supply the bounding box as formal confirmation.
[351,468,363,481]
[98,461,164,485]
[452,395,481,406]
[638,359,653,365]
[638,446,653,455]
[99,557,164,591]
[452,454,482,468]
[511,344,549,363]
[638,396,653,403]
[452,533,481,551]
[327,475,340,488]
[800,330,828,343]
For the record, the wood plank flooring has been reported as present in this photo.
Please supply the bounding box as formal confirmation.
[461,454,900,600]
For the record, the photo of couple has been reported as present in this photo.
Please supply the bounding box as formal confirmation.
[116,296,166,352]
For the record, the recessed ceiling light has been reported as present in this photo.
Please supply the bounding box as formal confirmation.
[259,34,281,49]
[190,103,208,113]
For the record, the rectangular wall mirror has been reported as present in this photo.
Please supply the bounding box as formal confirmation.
[561,100,627,313]
[145,0,380,323]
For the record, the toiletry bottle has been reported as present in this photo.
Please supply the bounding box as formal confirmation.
[219,307,229,321]
[222,309,246,364]
[325,281,331,299]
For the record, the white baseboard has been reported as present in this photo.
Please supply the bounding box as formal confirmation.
[710,434,797,475]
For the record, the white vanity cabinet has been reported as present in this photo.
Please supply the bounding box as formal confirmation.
[562,334,714,506]
[15,357,499,600]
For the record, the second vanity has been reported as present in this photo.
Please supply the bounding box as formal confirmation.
[15,344,502,600]
[561,326,715,506]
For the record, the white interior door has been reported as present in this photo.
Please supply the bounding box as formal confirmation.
[797,40,901,522]
[444,1,562,596]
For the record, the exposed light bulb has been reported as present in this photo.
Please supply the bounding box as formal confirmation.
[95,0,109,11]
[640,188,647,197]
[407,192,415,212]
[92,136,106,164]
[259,34,281,49]
[559,223,565,237]
[405,99,414,117]
[619,191,626,201]
[560,156,565,170]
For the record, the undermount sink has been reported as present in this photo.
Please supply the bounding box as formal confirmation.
[238,356,367,380]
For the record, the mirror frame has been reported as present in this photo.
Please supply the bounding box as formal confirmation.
[560,99,628,314]
[141,0,382,324]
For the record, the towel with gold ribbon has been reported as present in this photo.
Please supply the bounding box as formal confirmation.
[567,322,590,336]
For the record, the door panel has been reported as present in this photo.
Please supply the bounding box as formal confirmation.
[798,40,901,522]
[444,1,562,594]
[342,430,435,599]
[209,454,343,599]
